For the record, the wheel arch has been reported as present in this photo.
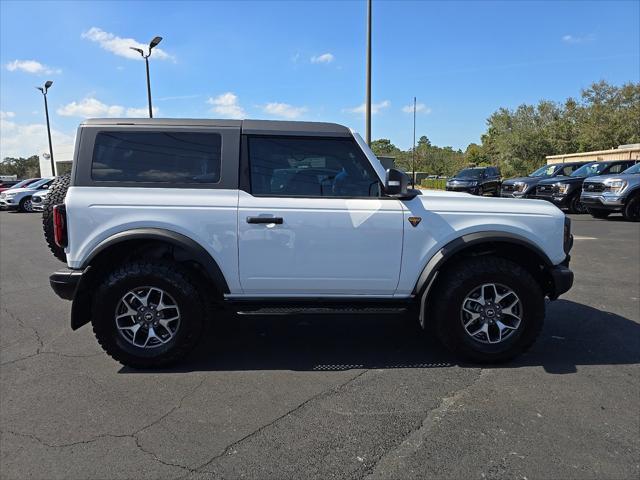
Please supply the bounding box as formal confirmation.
[414,232,555,329]
[70,228,229,330]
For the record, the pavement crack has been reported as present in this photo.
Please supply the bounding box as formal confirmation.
[0,351,102,367]
[190,369,370,477]
[361,368,487,479]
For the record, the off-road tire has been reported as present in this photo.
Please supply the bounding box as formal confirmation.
[430,256,545,363]
[42,173,71,262]
[623,192,640,222]
[588,208,611,219]
[92,261,205,369]
[18,196,34,213]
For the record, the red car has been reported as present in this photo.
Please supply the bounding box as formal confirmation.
[0,178,40,193]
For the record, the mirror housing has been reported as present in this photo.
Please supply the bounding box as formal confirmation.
[385,168,417,199]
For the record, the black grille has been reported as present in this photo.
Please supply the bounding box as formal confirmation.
[502,184,515,192]
[583,183,605,193]
[536,185,554,195]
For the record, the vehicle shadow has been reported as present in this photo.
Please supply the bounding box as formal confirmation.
[119,300,640,375]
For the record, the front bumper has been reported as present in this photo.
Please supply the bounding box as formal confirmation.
[550,263,574,299]
[500,191,530,199]
[50,269,84,300]
[532,193,571,208]
[0,199,17,209]
[580,193,625,211]
[446,186,479,194]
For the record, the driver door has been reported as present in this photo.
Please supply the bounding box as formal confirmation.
[237,135,404,296]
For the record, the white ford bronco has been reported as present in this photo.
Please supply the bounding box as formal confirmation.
[47,119,573,368]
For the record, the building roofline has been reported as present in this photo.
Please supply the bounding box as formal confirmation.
[547,147,640,159]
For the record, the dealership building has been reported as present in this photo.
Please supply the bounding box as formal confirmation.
[546,144,640,165]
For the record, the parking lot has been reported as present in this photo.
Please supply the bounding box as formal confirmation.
[0,210,638,480]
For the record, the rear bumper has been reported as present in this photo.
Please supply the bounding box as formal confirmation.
[50,269,84,300]
[549,262,574,299]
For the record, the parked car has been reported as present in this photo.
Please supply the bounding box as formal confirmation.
[47,118,572,369]
[0,177,53,212]
[533,160,637,213]
[580,162,640,221]
[445,166,501,196]
[30,189,50,212]
[500,162,587,198]
[0,177,40,194]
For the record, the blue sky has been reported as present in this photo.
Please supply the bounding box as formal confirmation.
[1,0,639,160]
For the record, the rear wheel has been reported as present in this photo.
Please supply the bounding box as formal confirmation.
[588,208,610,219]
[430,256,544,363]
[92,261,205,369]
[623,193,640,222]
[42,174,71,262]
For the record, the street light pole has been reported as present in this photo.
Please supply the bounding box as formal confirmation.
[365,0,372,146]
[36,81,55,176]
[130,36,163,118]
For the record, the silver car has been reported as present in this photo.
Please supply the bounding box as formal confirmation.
[581,162,640,221]
[0,177,54,212]
[30,189,50,212]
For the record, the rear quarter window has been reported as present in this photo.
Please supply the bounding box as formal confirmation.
[91,131,222,183]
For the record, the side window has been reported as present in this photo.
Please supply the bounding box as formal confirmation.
[248,136,381,197]
[91,131,222,183]
[607,163,625,174]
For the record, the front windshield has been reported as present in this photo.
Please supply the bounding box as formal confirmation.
[7,179,33,189]
[529,165,557,177]
[571,162,608,177]
[455,168,484,179]
[28,178,52,189]
[622,163,640,174]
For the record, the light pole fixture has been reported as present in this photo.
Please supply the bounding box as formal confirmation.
[365,0,372,145]
[36,80,55,176]
[130,36,163,118]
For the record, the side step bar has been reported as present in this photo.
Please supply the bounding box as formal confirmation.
[236,306,409,316]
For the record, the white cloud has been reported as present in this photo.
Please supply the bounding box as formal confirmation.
[5,59,61,75]
[1,113,75,160]
[343,100,390,115]
[262,102,307,119]
[207,92,245,118]
[81,27,174,61]
[310,53,334,64]
[402,102,431,114]
[1,111,16,119]
[57,97,124,117]
[56,97,157,118]
[562,34,595,44]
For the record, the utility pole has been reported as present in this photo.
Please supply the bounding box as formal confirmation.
[36,81,55,176]
[130,36,163,118]
[365,0,372,145]
[412,97,416,188]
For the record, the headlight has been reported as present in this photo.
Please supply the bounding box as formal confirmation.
[555,183,570,195]
[4,192,16,198]
[514,182,528,192]
[604,179,627,193]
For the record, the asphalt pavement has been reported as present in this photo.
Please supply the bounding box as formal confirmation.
[0,210,638,480]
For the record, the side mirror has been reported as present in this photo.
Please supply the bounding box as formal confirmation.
[385,168,410,197]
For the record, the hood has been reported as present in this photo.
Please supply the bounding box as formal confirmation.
[31,190,49,198]
[412,189,563,217]
[502,176,531,185]
[2,187,36,194]
[537,175,584,185]
[583,172,639,184]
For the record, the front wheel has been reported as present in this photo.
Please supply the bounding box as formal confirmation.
[569,194,588,214]
[18,197,34,212]
[623,193,640,222]
[430,256,545,363]
[92,261,204,369]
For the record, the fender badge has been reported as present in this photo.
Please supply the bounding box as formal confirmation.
[408,216,422,227]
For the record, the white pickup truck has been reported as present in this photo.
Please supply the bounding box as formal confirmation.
[46,119,573,368]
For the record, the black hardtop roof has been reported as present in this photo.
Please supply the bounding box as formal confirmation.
[80,118,352,136]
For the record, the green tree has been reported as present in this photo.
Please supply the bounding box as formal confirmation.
[370,138,399,156]
[0,156,41,178]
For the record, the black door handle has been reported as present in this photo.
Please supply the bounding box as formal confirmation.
[246,216,283,224]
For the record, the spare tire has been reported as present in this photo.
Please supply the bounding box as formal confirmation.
[42,173,71,263]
